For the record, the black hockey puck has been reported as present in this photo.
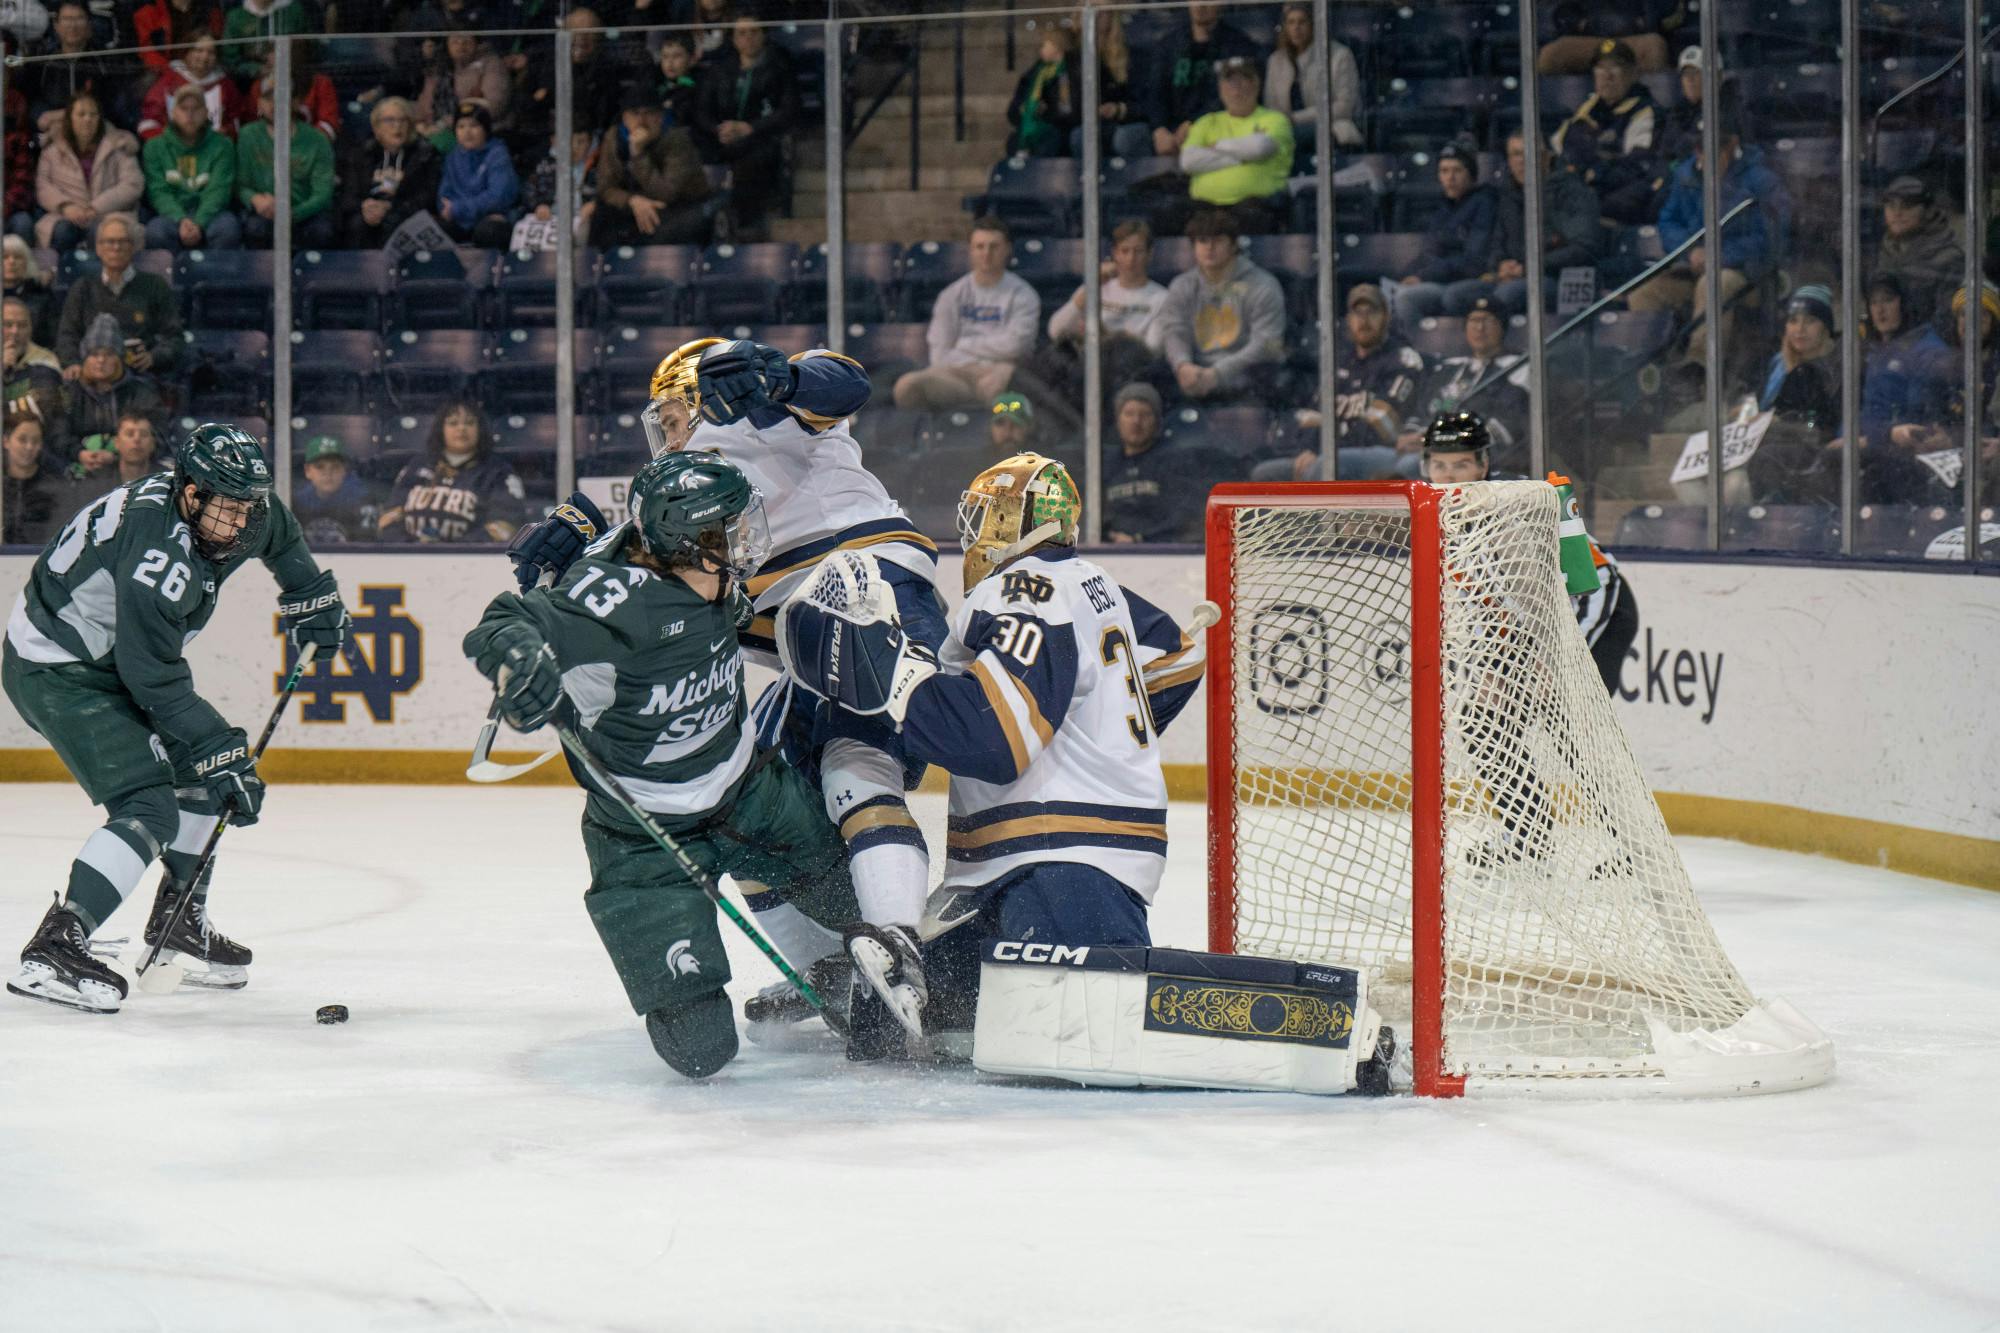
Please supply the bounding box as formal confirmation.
[316,1004,349,1024]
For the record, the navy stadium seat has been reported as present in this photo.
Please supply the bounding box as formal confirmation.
[594,245,696,327]
[1614,503,1710,548]
[289,329,382,415]
[971,156,1083,236]
[493,247,597,328]
[381,328,483,413]
[289,413,378,464]
[1336,232,1426,286]
[392,247,491,331]
[581,412,651,473]
[1147,236,1193,286]
[482,329,599,416]
[1726,503,1840,554]
[1009,236,1087,314]
[599,325,705,410]
[1377,5,1480,82]
[738,324,826,355]
[293,249,393,330]
[1404,315,1466,362]
[179,328,270,418]
[793,242,899,325]
[896,241,969,322]
[841,323,930,394]
[181,250,277,330]
[692,242,796,325]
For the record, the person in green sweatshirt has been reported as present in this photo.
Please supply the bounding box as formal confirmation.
[221,0,315,82]
[234,77,335,250]
[141,84,240,253]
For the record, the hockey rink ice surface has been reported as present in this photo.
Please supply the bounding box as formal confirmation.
[1,784,1995,1333]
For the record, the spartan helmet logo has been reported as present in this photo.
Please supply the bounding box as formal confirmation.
[666,939,702,978]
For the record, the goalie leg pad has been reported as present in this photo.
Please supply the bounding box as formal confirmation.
[972,945,1386,1096]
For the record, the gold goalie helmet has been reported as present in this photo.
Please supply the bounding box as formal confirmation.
[642,336,727,458]
[957,452,1081,594]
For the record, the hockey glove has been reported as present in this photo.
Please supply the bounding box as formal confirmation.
[507,492,608,593]
[474,621,563,732]
[696,340,794,426]
[277,570,350,656]
[192,729,265,827]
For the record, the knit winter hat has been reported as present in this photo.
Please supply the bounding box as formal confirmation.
[1952,280,2000,324]
[80,314,122,357]
[1785,284,1836,333]
[1113,382,1162,416]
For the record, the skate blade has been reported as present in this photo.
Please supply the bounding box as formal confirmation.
[8,964,120,1014]
[849,938,925,1038]
[174,965,248,991]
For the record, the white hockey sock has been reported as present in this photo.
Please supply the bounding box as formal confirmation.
[848,842,928,929]
[821,739,930,928]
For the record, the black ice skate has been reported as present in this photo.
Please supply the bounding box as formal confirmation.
[743,953,854,1044]
[144,882,251,990]
[843,922,928,1058]
[8,898,127,1014]
[1354,1026,1397,1097]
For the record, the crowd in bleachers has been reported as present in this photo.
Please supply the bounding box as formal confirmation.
[0,0,1995,556]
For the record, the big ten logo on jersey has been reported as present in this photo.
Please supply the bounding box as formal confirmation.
[1000,570,1055,605]
[1247,602,1330,717]
[280,586,423,723]
[578,476,633,528]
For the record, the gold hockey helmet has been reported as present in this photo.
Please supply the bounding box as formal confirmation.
[957,452,1081,593]
[642,336,728,458]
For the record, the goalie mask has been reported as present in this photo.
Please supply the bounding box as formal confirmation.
[628,449,771,582]
[641,336,728,459]
[174,422,273,563]
[957,452,1080,594]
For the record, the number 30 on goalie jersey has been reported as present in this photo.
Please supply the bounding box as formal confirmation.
[898,549,1207,904]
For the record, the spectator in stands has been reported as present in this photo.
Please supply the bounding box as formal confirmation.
[33,92,141,252]
[986,390,1038,457]
[1264,2,1363,153]
[340,96,444,248]
[27,2,130,133]
[1889,281,2000,465]
[437,100,519,249]
[1537,3,1676,74]
[3,295,61,381]
[378,396,526,543]
[1102,381,1205,543]
[520,126,601,248]
[221,0,314,83]
[2,412,74,546]
[1265,283,1426,481]
[272,40,341,142]
[1625,110,1787,365]
[1451,132,1603,316]
[1005,25,1080,159]
[235,77,336,249]
[696,16,799,239]
[1073,10,1150,160]
[141,84,241,252]
[3,296,65,441]
[679,0,736,58]
[1397,297,1531,469]
[293,433,381,545]
[55,216,181,376]
[137,33,243,141]
[589,81,712,247]
[417,30,513,140]
[656,33,702,134]
[514,8,627,146]
[1550,40,1659,226]
[1157,207,1285,405]
[1390,142,1498,326]
[1164,56,1293,237]
[1147,3,1260,158]
[893,215,1040,412]
[61,316,165,470]
[1657,45,1705,167]
[1874,176,1966,326]
[1,243,56,350]
[72,408,164,497]
[135,0,223,74]
[1743,283,1844,504]
[1857,271,1952,454]
[1047,217,1168,379]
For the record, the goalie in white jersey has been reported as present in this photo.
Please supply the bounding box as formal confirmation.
[776,453,1207,1042]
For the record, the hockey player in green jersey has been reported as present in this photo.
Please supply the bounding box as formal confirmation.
[4,423,351,1013]
[462,451,860,1079]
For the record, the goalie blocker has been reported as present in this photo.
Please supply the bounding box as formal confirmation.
[974,942,1394,1096]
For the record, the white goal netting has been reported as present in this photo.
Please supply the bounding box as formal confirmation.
[1213,482,1827,1092]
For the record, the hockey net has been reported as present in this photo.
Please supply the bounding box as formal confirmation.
[1206,481,1831,1096]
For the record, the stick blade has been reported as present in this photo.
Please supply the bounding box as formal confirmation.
[465,749,560,783]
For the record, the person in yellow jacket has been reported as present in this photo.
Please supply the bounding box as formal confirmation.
[1169,56,1293,236]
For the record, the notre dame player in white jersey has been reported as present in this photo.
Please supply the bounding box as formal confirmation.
[775,453,1207,1045]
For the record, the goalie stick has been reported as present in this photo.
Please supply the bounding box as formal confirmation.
[133,643,319,995]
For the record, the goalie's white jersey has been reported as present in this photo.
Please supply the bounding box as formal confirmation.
[684,350,938,662]
[902,549,1205,903]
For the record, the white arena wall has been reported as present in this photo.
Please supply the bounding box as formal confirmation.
[1,550,1994,890]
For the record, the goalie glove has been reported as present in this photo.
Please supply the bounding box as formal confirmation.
[696,340,794,426]
[775,550,937,725]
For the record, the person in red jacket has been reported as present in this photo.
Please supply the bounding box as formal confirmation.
[134,0,223,73]
[137,33,243,140]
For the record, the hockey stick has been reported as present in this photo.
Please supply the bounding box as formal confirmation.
[134,643,319,995]
[465,695,561,782]
[552,723,830,1016]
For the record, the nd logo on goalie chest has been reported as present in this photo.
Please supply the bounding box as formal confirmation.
[281,586,423,723]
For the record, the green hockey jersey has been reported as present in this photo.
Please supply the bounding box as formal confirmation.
[463,525,757,831]
[4,473,324,754]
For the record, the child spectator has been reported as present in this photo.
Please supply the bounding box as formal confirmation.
[1166,56,1293,237]
[893,216,1041,412]
[137,34,242,140]
[134,0,223,74]
[60,316,165,468]
[339,96,443,248]
[1388,143,1498,325]
[3,412,77,546]
[73,407,165,498]
[140,83,241,252]
[1156,207,1286,404]
[234,77,337,250]
[1874,176,1967,326]
[221,0,313,83]
[1146,3,1260,158]
[1102,381,1206,543]
[293,433,381,544]
[34,91,143,252]
[1549,39,1659,226]
[655,33,702,134]
[1005,25,1080,158]
[590,82,712,247]
[378,397,526,543]
[437,100,519,249]
[55,216,181,375]
[1264,2,1363,153]
[694,16,799,239]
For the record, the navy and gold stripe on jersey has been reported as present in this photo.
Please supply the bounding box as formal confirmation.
[745,517,940,601]
[838,792,926,851]
[945,800,1169,863]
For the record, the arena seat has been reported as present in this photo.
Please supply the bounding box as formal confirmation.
[381,328,483,414]
[692,242,797,326]
[895,241,969,322]
[288,413,378,464]
[594,245,697,327]
[1727,504,1841,554]
[1376,5,1481,82]
[1009,236,1087,315]
[181,249,277,330]
[494,247,599,328]
[294,249,393,330]
[289,329,383,415]
[1405,315,1467,362]
[393,247,491,331]
[1336,232,1426,287]
[970,156,1083,237]
[1614,503,1710,548]
[599,325,705,410]
[843,322,930,394]
[793,242,899,325]
[179,328,270,419]
[482,329,600,416]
